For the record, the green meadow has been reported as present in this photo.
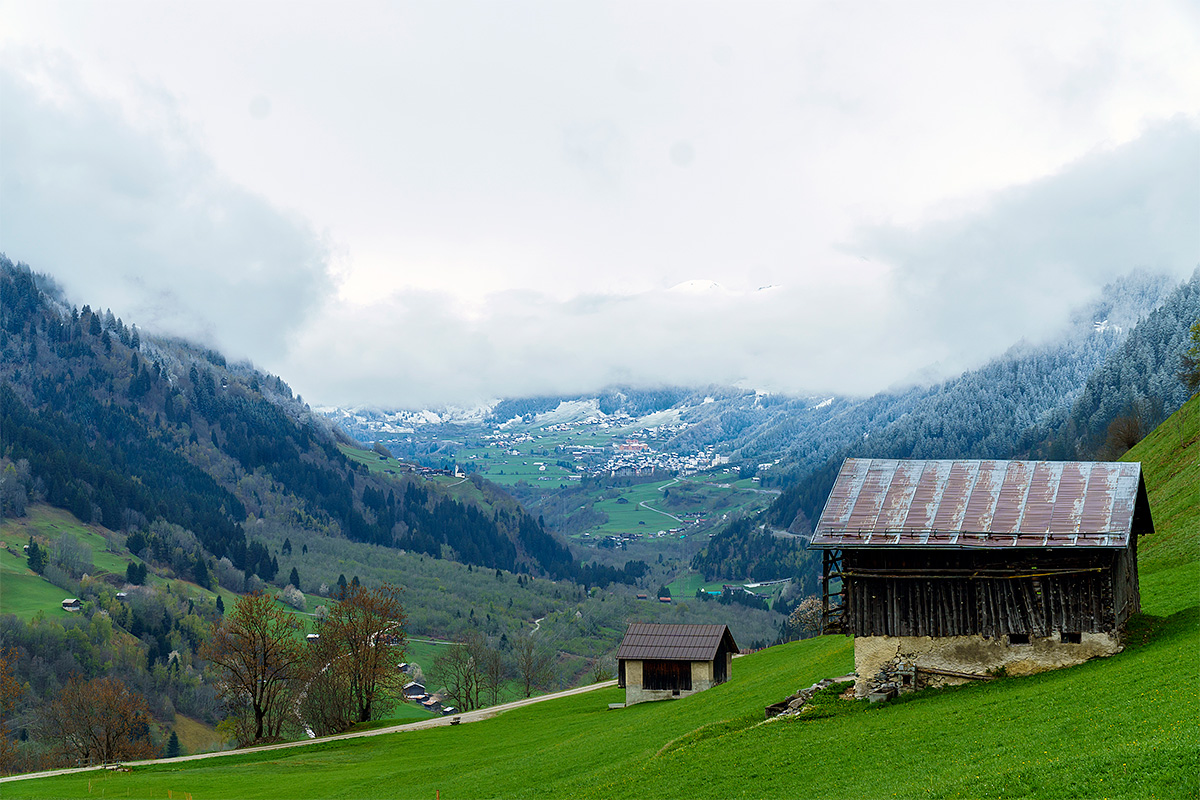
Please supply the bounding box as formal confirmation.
[7,395,1199,799]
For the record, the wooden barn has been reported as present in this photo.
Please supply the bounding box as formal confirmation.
[811,458,1152,697]
[616,623,738,706]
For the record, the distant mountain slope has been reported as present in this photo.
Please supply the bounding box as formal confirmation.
[0,256,580,583]
[765,269,1199,534]
[1037,268,1200,459]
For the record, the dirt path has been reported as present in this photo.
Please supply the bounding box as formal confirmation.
[0,680,619,784]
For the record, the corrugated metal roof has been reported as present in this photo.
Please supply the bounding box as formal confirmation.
[615,623,737,662]
[811,458,1151,549]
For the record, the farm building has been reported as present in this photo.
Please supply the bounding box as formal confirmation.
[616,623,738,706]
[811,458,1152,698]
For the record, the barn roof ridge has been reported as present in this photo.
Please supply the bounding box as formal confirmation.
[811,457,1151,549]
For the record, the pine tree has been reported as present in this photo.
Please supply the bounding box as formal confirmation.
[166,730,181,758]
[26,538,45,574]
[289,567,301,589]
[216,595,225,615]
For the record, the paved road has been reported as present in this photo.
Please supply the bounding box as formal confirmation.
[0,679,619,784]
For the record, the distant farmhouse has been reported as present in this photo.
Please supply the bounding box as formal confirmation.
[616,623,738,706]
[811,458,1152,698]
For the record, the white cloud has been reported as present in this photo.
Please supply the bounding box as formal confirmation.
[1,3,1197,408]
[0,55,335,363]
[860,118,1200,373]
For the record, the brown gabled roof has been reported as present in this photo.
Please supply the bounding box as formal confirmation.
[615,623,737,662]
[810,458,1153,549]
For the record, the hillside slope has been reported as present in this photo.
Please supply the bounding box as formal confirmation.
[14,395,1197,799]
[0,256,584,583]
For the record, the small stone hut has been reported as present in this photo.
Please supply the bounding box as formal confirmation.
[616,623,738,706]
[811,458,1152,697]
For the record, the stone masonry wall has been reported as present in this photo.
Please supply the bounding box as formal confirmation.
[853,632,1122,698]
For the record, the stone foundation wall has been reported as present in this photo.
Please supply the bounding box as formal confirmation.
[853,632,1122,698]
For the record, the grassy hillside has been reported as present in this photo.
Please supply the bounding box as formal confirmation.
[10,395,1198,799]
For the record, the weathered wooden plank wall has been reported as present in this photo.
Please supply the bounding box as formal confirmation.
[841,546,1131,638]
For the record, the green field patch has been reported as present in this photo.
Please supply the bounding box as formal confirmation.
[0,552,74,620]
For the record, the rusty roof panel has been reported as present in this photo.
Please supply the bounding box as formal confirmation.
[845,460,895,530]
[991,461,1033,533]
[931,461,977,532]
[901,460,950,531]
[818,458,868,531]
[877,460,925,532]
[963,461,1004,532]
[1021,462,1062,535]
[1050,461,1088,533]
[811,458,1148,549]
[1080,464,1117,532]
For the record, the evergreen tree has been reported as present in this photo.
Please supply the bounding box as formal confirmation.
[166,730,181,758]
[216,595,225,615]
[289,567,301,589]
[26,538,45,574]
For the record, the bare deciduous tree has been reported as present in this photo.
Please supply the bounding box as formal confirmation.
[432,639,481,713]
[37,675,154,766]
[477,636,509,707]
[0,648,23,774]
[200,592,306,744]
[513,633,556,698]
[308,582,407,725]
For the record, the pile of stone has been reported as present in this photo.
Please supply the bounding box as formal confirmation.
[764,678,838,719]
[867,656,917,702]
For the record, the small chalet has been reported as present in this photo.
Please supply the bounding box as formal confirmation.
[616,623,738,706]
[811,458,1152,697]
[61,598,81,612]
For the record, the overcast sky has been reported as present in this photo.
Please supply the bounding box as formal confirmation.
[2,2,1198,408]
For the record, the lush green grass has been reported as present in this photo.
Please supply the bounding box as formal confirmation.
[0,506,138,619]
[10,397,1199,798]
[13,605,1194,799]
[0,549,74,620]
[667,572,724,598]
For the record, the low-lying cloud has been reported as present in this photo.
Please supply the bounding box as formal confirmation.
[0,55,334,363]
